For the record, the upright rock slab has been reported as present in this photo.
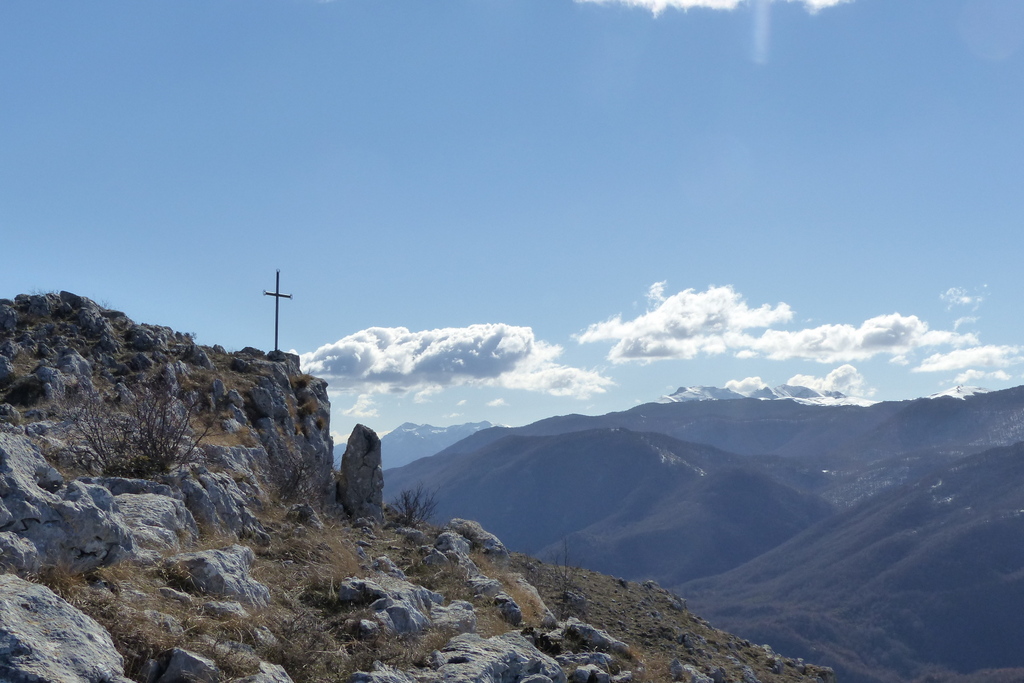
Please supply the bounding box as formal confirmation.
[337,424,383,522]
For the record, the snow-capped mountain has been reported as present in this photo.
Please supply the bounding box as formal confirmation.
[379,421,497,469]
[926,385,992,400]
[660,384,877,407]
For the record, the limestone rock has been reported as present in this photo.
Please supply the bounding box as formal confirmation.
[557,653,614,670]
[468,575,502,598]
[0,531,41,574]
[285,502,323,530]
[81,476,179,499]
[372,554,407,578]
[0,574,132,683]
[446,518,511,566]
[0,433,135,574]
[165,543,270,607]
[152,648,220,683]
[56,348,93,390]
[168,466,269,544]
[495,591,524,625]
[349,662,419,683]
[431,600,478,634]
[250,377,290,420]
[563,618,630,656]
[429,632,567,683]
[115,492,198,551]
[202,600,251,618]
[337,424,384,522]
[0,303,17,332]
[337,575,444,636]
[235,661,296,683]
[34,365,66,400]
[159,586,193,605]
[574,665,611,683]
[394,526,427,544]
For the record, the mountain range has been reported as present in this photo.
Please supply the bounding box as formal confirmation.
[660,383,878,407]
[385,384,1024,683]
[379,421,496,469]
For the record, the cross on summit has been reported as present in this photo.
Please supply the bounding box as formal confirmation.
[264,269,292,352]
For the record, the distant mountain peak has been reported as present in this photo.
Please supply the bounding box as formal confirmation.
[377,420,499,470]
[660,383,877,407]
[926,385,991,400]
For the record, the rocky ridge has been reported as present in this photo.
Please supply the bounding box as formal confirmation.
[0,292,835,683]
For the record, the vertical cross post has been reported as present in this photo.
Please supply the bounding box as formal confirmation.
[263,269,292,352]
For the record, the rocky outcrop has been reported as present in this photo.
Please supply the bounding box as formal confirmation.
[447,518,511,566]
[0,291,335,511]
[337,424,384,522]
[168,466,270,544]
[338,573,448,636]
[561,618,631,656]
[0,432,135,573]
[114,492,198,551]
[431,632,566,682]
[0,574,132,683]
[165,544,271,608]
[147,648,220,683]
[349,632,566,683]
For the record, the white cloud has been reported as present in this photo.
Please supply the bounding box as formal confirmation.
[342,394,379,419]
[414,386,442,404]
[941,286,985,309]
[954,316,978,331]
[953,369,1011,385]
[577,285,793,363]
[487,398,508,407]
[787,364,871,397]
[579,284,979,365]
[751,313,975,363]
[913,345,1024,373]
[302,323,613,399]
[574,0,849,15]
[647,281,668,305]
[725,376,769,394]
[456,399,467,406]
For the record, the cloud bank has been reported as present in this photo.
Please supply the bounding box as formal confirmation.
[787,364,870,396]
[302,323,613,399]
[578,285,793,361]
[575,0,849,15]
[579,284,1017,380]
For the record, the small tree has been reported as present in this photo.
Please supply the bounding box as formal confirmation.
[389,483,439,527]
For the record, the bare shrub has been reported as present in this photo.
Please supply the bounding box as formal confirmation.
[550,537,586,619]
[60,376,209,478]
[389,484,439,527]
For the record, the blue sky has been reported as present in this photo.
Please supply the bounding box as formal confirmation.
[3,0,1024,439]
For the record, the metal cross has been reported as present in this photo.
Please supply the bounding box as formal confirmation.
[263,269,292,352]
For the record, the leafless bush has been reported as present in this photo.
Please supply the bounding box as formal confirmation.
[389,483,439,527]
[550,537,587,619]
[60,377,208,478]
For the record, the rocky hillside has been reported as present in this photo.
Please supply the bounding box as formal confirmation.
[0,292,836,683]
[385,428,833,587]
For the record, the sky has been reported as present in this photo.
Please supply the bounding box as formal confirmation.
[3,0,1024,441]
